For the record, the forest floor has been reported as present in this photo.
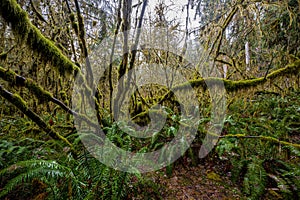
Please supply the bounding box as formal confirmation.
[144,158,247,200]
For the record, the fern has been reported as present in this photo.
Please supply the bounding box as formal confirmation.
[276,160,300,198]
[283,145,300,157]
[0,159,84,199]
[231,158,248,183]
[243,158,267,200]
[268,173,293,197]
[83,166,131,200]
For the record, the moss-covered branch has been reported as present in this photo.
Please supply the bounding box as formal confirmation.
[209,5,238,56]
[0,0,79,76]
[175,59,300,92]
[155,59,300,107]
[0,84,73,148]
[220,134,300,149]
[73,0,94,86]
[0,66,98,129]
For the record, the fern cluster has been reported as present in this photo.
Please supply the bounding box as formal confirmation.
[0,121,163,199]
[216,89,300,199]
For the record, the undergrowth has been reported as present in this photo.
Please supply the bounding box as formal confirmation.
[0,119,163,199]
[0,89,299,199]
[216,89,300,199]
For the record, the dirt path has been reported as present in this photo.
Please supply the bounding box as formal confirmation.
[148,161,245,199]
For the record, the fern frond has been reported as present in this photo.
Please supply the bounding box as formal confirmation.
[0,160,77,198]
[243,158,267,199]
[268,173,292,194]
[0,167,67,198]
[283,145,300,157]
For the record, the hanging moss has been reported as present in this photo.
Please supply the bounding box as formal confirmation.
[0,0,79,76]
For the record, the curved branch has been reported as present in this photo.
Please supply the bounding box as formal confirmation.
[175,59,300,92]
[157,59,300,105]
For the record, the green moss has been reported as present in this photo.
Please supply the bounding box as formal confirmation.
[0,67,15,83]
[26,79,52,102]
[0,0,79,76]
[60,91,67,98]
[267,59,300,80]
[0,66,53,102]
[13,93,28,107]
[174,59,300,92]
[152,60,300,105]
[1,87,74,150]
[223,77,266,91]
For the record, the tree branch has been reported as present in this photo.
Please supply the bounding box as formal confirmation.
[175,59,300,92]
[0,66,98,130]
[220,134,300,149]
[74,0,94,87]
[0,0,79,76]
[157,59,300,105]
[0,84,74,150]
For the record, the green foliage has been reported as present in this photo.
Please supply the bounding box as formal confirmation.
[0,159,83,199]
[0,118,164,199]
[243,157,267,200]
[268,160,300,199]
[216,89,300,199]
